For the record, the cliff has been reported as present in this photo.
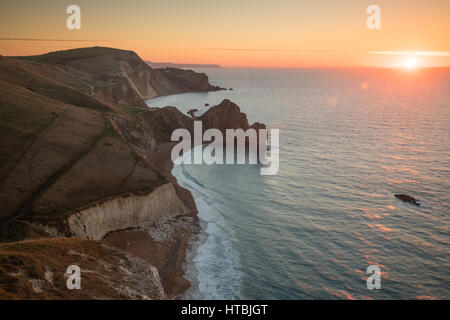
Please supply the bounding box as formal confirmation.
[67,183,187,240]
[0,47,264,299]
[13,46,223,107]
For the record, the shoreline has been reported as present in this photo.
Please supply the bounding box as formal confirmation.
[103,142,203,299]
[171,145,209,300]
[182,215,208,300]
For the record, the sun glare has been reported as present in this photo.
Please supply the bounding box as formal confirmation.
[402,57,419,70]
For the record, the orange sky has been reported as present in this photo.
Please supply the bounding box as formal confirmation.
[0,0,449,67]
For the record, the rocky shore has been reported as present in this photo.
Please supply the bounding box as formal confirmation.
[0,47,264,299]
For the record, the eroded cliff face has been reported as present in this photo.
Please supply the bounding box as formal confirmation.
[67,183,188,240]
[0,238,166,299]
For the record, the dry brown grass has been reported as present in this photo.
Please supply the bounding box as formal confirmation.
[0,238,165,299]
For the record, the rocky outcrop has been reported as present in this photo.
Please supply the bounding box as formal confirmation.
[199,99,251,132]
[187,109,198,117]
[67,183,188,240]
[140,99,266,144]
[395,194,420,206]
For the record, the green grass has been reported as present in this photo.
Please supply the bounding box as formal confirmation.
[0,101,57,133]
[126,107,147,118]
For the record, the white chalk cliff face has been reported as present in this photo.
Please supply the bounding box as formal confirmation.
[67,183,187,240]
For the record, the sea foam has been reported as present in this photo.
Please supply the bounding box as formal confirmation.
[172,147,243,299]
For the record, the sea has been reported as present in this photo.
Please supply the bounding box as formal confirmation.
[146,67,450,300]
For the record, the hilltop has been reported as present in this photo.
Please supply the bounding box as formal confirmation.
[13,46,223,107]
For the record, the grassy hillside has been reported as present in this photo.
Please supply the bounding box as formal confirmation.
[13,46,223,105]
[0,238,166,299]
[0,52,170,241]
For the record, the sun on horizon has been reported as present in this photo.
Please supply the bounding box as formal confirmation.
[401,57,420,70]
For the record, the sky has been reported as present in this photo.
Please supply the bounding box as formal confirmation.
[0,0,449,67]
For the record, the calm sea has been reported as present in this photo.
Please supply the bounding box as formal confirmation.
[146,68,450,299]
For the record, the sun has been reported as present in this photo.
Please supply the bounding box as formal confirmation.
[402,57,419,70]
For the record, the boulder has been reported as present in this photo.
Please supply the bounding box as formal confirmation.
[187,109,198,117]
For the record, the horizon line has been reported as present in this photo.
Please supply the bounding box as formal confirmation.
[2,40,449,68]
[3,39,449,55]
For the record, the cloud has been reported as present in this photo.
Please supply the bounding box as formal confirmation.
[0,38,110,42]
[369,51,450,57]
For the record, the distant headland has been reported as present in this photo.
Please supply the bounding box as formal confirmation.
[146,61,222,68]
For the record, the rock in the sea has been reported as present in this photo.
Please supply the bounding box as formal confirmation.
[229,88,234,90]
[187,109,198,117]
[204,103,209,106]
[395,194,420,206]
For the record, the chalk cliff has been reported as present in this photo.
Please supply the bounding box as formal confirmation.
[67,183,187,240]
